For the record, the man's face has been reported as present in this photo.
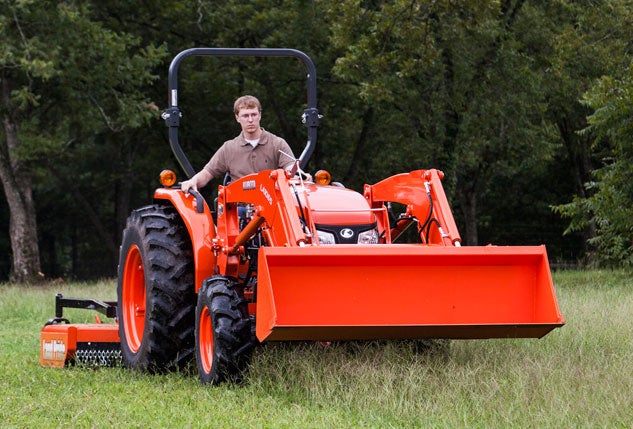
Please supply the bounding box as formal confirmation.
[236,107,261,135]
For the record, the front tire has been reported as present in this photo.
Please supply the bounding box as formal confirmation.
[196,276,253,384]
[117,204,195,372]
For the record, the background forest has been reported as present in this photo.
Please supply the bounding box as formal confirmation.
[1,0,632,282]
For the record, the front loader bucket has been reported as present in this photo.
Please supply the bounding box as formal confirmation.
[256,245,564,342]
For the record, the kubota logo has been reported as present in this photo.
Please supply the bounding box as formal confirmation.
[260,184,273,205]
[340,228,354,239]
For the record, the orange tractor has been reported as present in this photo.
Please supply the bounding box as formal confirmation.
[41,48,564,384]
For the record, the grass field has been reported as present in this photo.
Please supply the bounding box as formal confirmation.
[1,270,632,428]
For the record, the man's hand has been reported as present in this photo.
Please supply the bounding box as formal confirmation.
[180,170,212,194]
[180,178,197,194]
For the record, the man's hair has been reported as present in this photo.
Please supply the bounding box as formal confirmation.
[234,95,261,115]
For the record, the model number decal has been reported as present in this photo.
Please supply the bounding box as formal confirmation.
[243,180,256,190]
[260,184,273,205]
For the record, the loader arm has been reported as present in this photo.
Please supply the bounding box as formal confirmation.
[364,169,461,246]
[214,169,312,278]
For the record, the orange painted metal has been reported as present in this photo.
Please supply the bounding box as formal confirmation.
[40,323,119,367]
[230,212,265,254]
[198,306,214,374]
[255,244,564,342]
[365,169,461,245]
[120,244,145,353]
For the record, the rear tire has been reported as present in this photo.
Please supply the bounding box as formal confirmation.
[195,276,254,384]
[117,204,195,372]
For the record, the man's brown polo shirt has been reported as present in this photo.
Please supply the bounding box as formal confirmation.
[203,130,295,180]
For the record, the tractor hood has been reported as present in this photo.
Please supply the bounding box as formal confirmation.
[293,182,376,226]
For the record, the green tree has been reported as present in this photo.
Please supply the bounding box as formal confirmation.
[4,0,631,278]
[326,0,553,245]
[7,0,339,280]
[534,0,633,263]
[0,1,165,282]
[554,64,633,266]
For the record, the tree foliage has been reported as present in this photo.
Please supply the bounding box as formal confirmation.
[324,0,555,244]
[554,64,633,266]
[0,1,166,281]
[1,0,633,281]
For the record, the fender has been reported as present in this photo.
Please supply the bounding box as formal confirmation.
[154,187,216,292]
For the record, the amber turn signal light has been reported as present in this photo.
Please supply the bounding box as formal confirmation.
[160,169,177,187]
[314,170,331,185]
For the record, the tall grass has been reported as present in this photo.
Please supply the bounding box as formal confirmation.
[1,271,631,428]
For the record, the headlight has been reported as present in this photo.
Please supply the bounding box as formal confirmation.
[357,229,379,244]
[317,230,336,245]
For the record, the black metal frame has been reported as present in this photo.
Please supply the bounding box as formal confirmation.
[161,47,320,178]
[44,293,117,325]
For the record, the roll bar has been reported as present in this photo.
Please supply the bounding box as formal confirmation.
[160,48,320,178]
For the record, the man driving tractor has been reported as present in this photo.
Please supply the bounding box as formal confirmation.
[180,95,296,193]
